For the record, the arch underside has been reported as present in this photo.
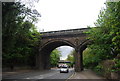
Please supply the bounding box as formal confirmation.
[40,39,75,51]
[38,40,75,70]
[79,39,91,51]
[36,39,90,71]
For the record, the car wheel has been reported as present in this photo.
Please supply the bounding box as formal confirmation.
[66,70,68,73]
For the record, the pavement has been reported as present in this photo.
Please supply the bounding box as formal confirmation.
[2,69,36,76]
[69,69,105,79]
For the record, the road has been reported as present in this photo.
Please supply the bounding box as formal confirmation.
[2,68,74,81]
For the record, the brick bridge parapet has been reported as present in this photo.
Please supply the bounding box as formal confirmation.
[40,28,89,37]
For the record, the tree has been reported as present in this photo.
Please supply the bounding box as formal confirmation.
[50,49,61,67]
[83,48,99,68]
[66,50,75,67]
[85,2,120,72]
[2,2,41,70]
[86,2,120,60]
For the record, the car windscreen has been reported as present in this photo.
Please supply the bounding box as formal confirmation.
[61,67,67,68]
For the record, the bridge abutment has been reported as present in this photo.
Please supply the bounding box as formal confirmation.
[44,53,51,70]
[74,49,83,72]
[36,50,51,70]
[36,52,44,70]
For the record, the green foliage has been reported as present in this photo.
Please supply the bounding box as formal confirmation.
[2,2,41,69]
[93,65,104,75]
[111,58,120,72]
[84,2,120,75]
[66,50,75,67]
[83,48,95,68]
[50,49,61,67]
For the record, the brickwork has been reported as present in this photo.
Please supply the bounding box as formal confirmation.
[36,28,90,72]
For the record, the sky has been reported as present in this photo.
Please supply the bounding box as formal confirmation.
[32,0,107,60]
[34,0,106,32]
[56,46,74,60]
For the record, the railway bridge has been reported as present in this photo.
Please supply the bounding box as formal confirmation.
[36,28,90,72]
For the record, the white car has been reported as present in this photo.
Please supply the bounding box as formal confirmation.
[60,66,69,73]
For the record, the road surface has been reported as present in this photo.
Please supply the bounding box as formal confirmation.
[2,68,74,81]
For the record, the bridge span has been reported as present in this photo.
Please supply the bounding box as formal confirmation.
[36,28,90,72]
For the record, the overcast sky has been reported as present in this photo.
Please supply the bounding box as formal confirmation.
[56,46,74,60]
[34,0,106,32]
[30,0,106,60]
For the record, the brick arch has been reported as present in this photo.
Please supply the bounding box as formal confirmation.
[37,39,76,70]
[78,39,91,51]
[39,39,75,51]
[36,28,90,71]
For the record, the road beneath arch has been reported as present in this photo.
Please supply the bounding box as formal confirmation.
[2,68,105,81]
[2,68,74,80]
